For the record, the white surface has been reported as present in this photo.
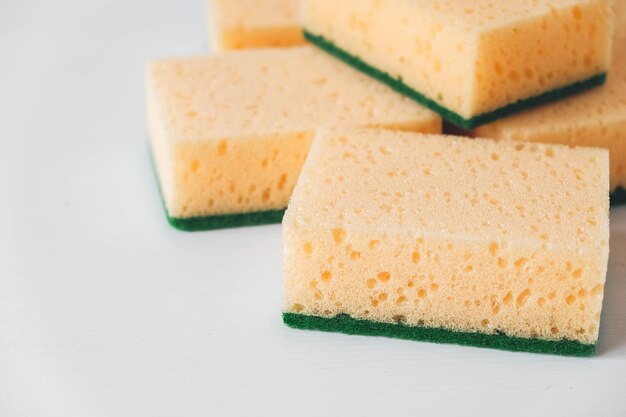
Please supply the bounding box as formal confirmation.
[1,1,625,416]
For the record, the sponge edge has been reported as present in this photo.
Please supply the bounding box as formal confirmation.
[208,0,305,51]
[167,209,284,232]
[303,31,608,129]
[216,27,305,51]
[283,313,596,357]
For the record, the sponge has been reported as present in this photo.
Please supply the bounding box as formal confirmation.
[283,128,610,356]
[475,35,626,199]
[146,47,441,231]
[302,0,613,129]
[207,0,305,51]
[615,0,626,40]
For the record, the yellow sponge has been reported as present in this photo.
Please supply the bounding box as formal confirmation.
[146,47,441,230]
[475,39,626,192]
[283,128,610,355]
[302,0,613,128]
[208,0,305,51]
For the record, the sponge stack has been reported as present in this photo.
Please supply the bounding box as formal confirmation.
[476,9,626,198]
[283,128,610,356]
[208,0,305,51]
[302,0,613,128]
[147,47,441,231]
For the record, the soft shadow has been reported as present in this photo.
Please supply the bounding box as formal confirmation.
[596,207,626,355]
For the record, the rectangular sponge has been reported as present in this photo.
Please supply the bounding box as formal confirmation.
[475,27,626,203]
[302,0,613,129]
[283,128,610,356]
[146,47,441,231]
[208,0,305,51]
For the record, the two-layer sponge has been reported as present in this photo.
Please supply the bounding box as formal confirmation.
[302,0,613,128]
[283,128,610,356]
[146,47,441,231]
[476,21,626,203]
[208,0,305,51]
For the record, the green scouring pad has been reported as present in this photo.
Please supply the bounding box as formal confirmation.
[611,187,626,206]
[166,209,285,232]
[283,313,596,357]
[303,31,607,130]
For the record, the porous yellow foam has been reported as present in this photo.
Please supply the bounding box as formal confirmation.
[146,47,441,219]
[208,0,305,51]
[283,128,609,345]
[302,0,613,119]
[475,39,626,191]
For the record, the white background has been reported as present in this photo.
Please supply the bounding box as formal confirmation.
[1,1,625,416]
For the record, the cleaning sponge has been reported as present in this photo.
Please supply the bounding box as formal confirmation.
[146,47,441,231]
[208,0,305,51]
[302,0,613,128]
[475,32,626,201]
[283,128,610,355]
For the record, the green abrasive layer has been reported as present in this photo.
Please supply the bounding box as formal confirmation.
[304,31,607,129]
[166,209,285,232]
[283,312,595,357]
[611,187,626,206]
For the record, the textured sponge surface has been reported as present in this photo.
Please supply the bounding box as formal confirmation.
[283,128,609,348]
[302,0,612,122]
[146,47,440,221]
[475,32,626,192]
[208,0,305,51]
